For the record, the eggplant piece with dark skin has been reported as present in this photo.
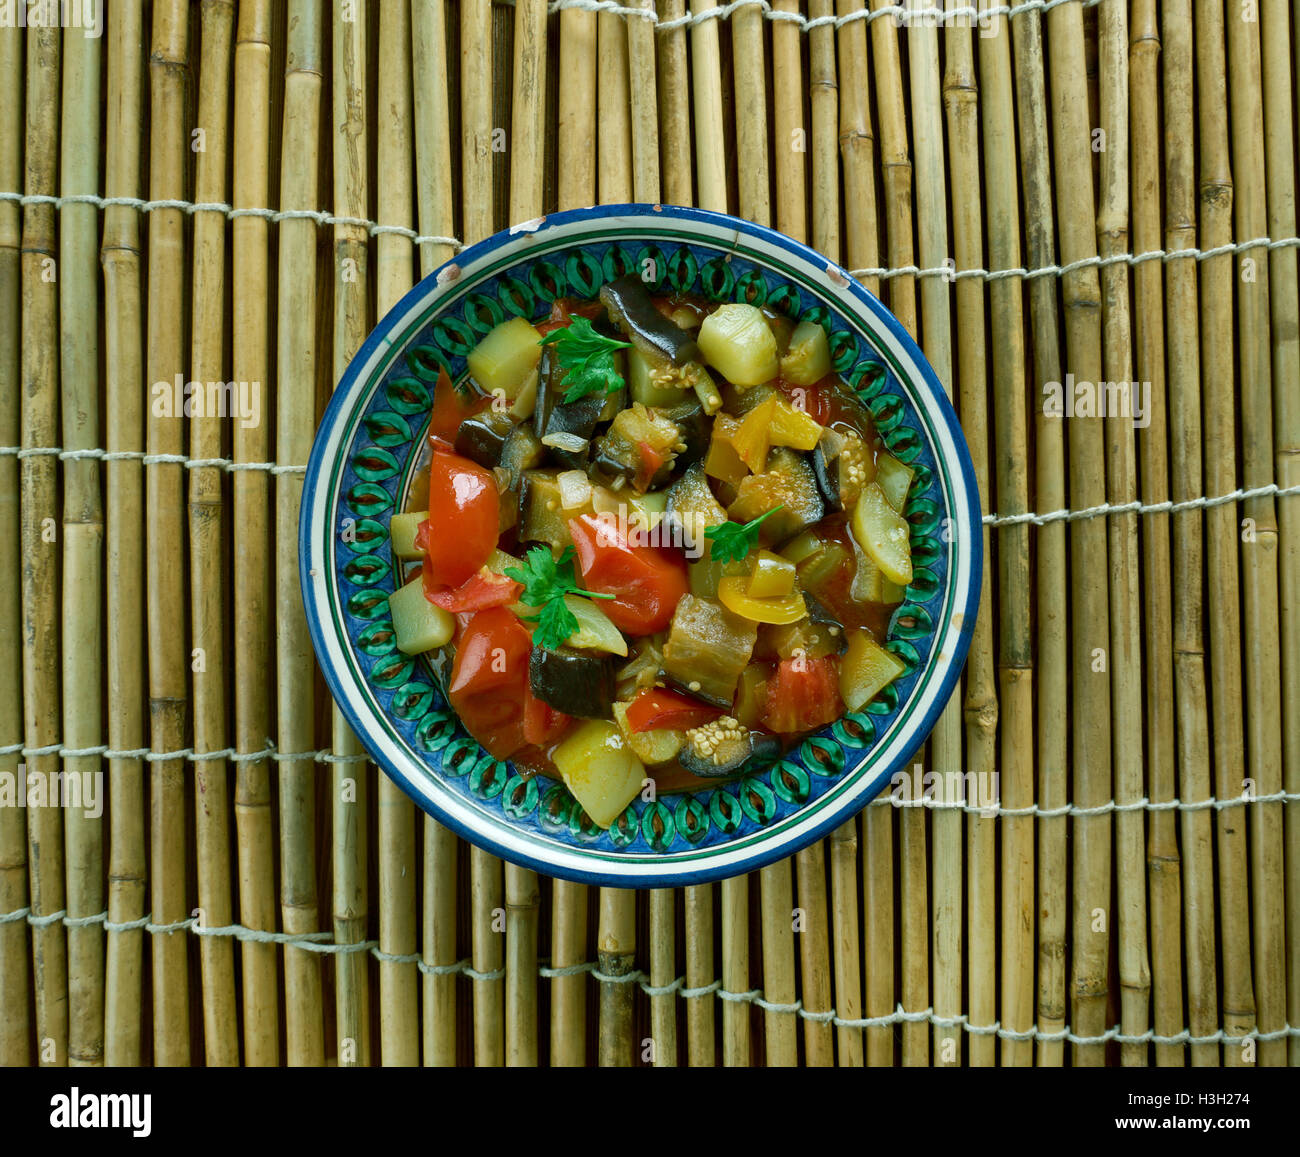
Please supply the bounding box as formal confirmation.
[454,408,516,468]
[533,344,621,470]
[599,274,701,367]
[811,440,845,512]
[662,400,711,466]
[678,718,781,778]
[528,646,617,718]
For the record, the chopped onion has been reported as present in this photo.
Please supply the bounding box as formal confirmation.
[541,431,589,454]
[557,469,592,511]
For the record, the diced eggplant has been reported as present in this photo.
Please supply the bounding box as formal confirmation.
[599,273,701,367]
[662,400,711,467]
[499,423,545,488]
[518,470,571,548]
[529,646,617,718]
[662,595,758,707]
[678,717,781,778]
[666,463,727,553]
[728,447,825,545]
[532,345,607,468]
[592,404,681,491]
[454,408,516,468]
[811,426,871,512]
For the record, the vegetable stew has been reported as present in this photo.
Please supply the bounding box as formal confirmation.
[387,277,912,829]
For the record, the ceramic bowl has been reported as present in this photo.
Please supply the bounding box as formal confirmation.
[301,203,981,887]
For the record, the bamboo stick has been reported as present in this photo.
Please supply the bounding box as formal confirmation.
[376,0,420,1068]
[101,0,147,1068]
[277,0,326,1067]
[422,821,457,1066]
[656,0,712,1069]
[860,0,914,1066]
[811,0,863,1066]
[1196,0,1256,1065]
[231,0,279,1068]
[1259,0,1300,1069]
[598,11,633,204]
[0,14,27,1069]
[1097,0,1151,1067]
[557,3,597,213]
[58,20,104,1069]
[866,0,915,333]
[1047,0,1113,1067]
[504,0,548,1070]
[594,4,639,1070]
[596,889,635,1066]
[729,0,794,1070]
[1226,0,1286,1069]
[689,0,740,1068]
[1130,0,1184,1067]
[412,0,456,277]
[907,10,962,1070]
[974,1,1024,1071]
[410,0,459,1067]
[626,0,659,200]
[462,0,503,1066]
[1162,0,1216,1068]
[835,0,879,298]
[189,0,239,1067]
[331,0,373,1067]
[648,887,676,1066]
[942,0,993,1072]
[21,18,66,1071]
[784,0,835,1069]
[145,0,192,1067]
[655,0,692,207]
[550,1,596,1070]
[1011,3,1067,1067]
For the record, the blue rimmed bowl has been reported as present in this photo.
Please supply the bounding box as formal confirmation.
[301,203,981,888]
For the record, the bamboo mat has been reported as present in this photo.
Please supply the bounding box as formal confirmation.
[0,0,1296,1069]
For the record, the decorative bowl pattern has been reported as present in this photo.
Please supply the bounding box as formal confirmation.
[301,204,981,887]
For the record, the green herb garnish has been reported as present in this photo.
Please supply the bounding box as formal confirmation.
[504,544,616,650]
[704,505,786,565]
[538,316,631,404]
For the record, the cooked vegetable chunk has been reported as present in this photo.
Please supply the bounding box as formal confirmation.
[779,319,831,386]
[551,719,647,828]
[851,481,913,586]
[389,510,427,560]
[389,576,456,654]
[600,274,701,366]
[698,303,780,386]
[679,716,779,777]
[662,594,758,707]
[839,629,906,711]
[728,448,825,545]
[529,646,617,718]
[467,316,543,399]
[612,701,684,765]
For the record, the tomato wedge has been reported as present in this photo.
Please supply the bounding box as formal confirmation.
[425,567,522,613]
[774,373,833,425]
[624,687,723,733]
[764,655,843,734]
[567,513,689,637]
[427,365,492,447]
[448,607,531,698]
[447,607,571,757]
[416,446,500,589]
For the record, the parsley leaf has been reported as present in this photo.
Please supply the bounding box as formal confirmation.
[538,316,631,405]
[504,544,616,651]
[704,505,786,565]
